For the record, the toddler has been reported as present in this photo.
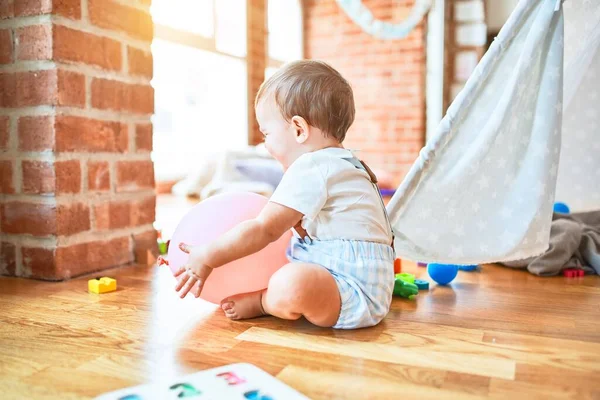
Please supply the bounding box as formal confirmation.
[175,60,395,329]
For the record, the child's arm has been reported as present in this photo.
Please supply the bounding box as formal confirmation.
[175,202,303,298]
[204,201,301,268]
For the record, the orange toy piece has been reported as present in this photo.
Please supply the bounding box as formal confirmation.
[394,258,402,274]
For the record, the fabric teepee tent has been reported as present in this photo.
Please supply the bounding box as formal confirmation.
[554,0,600,212]
[387,0,599,264]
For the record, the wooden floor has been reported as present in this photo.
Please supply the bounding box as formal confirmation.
[1,261,599,399]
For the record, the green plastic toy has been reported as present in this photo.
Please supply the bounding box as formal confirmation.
[393,278,418,299]
[395,272,415,284]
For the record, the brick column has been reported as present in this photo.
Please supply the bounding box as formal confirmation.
[444,0,487,108]
[247,0,266,146]
[0,0,156,280]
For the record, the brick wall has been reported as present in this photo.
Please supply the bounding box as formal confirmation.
[304,0,426,183]
[0,0,156,280]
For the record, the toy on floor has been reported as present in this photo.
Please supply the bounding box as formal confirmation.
[563,268,584,278]
[396,272,415,284]
[393,278,419,299]
[553,202,570,214]
[458,264,479,272]
[414,279,429,290]
[88,277,117,294]
[394,258,402,274]
[167,192,292,304]
[157,230,168,255]
[427,263,459,285]
[95,363,309,400]
[417,262,428,267]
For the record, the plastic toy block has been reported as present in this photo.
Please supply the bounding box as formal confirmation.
[393,278,418,299]
[458,264,479,272]
[394,258,402,274]
[88,277,117,294]
[563,268,584,278]
[417,262,428,267]
[158,240,168,255]
[156,229,169,255]
[415,279,429,290]
[395,272,415,284]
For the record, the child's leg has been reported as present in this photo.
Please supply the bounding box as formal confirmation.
[220,263,341,328]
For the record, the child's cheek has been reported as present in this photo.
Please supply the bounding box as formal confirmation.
[264,139,276,158]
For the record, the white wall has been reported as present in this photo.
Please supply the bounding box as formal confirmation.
[485,0,519,31]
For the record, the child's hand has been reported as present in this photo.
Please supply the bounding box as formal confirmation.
[174,242,214,299]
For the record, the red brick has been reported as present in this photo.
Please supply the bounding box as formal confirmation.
[57,202,90,235]
[54,236,132,279]
[93,202,109,230]
[129,83,154,114]
[0,72,16,107]
[22,160,54,194]
[88,0,153,42]
[55,159,81,193]
[0,1,14,19]
[18,116,55,151]
[0,116,9,149]
[57,69,85,107]
[127,46,153,78]
[14,0,51,16]
[55,116,128,152]
[0,202,56,236]
[53,25,121,71]
[116,160,154,192]
[0,160,14,194]
[94,201,128,230]
[87,161,110,191]
[132,196,155,226]
[1,242,17,276]
[16,25,51,61]
[16,69,57,106]
[0,29,12,64]
[91,78,154,115]
[135,123,152,151]
[53,0,81,19]
[21,246,55,279]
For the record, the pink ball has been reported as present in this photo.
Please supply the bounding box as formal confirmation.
[167,192,292,304]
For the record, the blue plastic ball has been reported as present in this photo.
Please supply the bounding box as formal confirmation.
[427,263,459,285]
[553,202,570,214]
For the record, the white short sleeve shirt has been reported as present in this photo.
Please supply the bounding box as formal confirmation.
[269,148,393,244]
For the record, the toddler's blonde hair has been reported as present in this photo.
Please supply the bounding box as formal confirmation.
[255,60,355,142]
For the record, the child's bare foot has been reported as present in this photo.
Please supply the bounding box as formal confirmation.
[220,290,267,320]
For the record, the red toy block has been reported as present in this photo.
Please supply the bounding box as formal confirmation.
[394,258,402,274]
[563,268,584,278]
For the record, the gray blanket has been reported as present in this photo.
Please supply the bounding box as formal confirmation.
[501,211,600,276]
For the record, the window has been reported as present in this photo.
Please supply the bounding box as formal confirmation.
[266,0,303,78]
[151,0,248,182]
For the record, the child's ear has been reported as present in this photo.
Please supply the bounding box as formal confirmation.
[291,116,309,144]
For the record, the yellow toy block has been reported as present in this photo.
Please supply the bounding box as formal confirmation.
[88,277,117,294]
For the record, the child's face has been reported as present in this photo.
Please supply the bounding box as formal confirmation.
[256,97,299,169]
